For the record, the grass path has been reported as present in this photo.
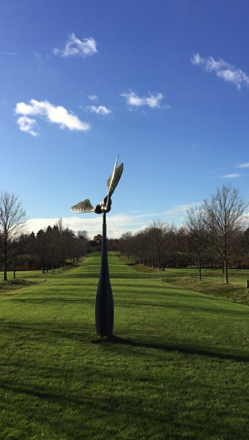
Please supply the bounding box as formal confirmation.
[0,253,249,439]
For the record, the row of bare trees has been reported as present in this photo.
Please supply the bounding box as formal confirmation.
[118,185,249,284]
[17,221,90,274]
[0,190,90,280]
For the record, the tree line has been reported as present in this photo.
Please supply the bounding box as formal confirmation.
[17,221,90,274]
[1,184,248,284]
[0,191,90,280]
[118,184,249,284]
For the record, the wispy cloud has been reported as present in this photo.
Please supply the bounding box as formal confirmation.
[15,99,91,134]
[121,91,167,109]
[2,52,16,55]
[17,116,38,136]
[209,168,224,174]
[34,52,42,62]
[237,162,249,168]
[53,34,97,58]
[220,174,240,178]
[87,105,111,115]
[191,53,249,89]
[88,95,98,101]
[162,203,202,218]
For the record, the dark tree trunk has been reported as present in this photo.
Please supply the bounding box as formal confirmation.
[224,260,228,284]
[13,259,16,279]
[3,240,7,281]
[198,256,202,281]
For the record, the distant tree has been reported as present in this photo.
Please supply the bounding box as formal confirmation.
[77,230,89,241]
[26,232,37,267]
[63,227,76,262]
[185,206,207,280]
[118,232,134,259]
[36,229,49,273]
[146,221,165,269]
[55,219,67,267]
[93,234,102,243]
[0,191,26,280]
[174,226,189,268]
[231,229,244,269]
[203,184,248,284]
[9,236,28,278]
[146,220,173,269]
[107,238,119,252]
[241,228,249,267]
[133,230,148,265]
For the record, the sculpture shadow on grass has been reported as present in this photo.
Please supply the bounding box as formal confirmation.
[91,334,249,363]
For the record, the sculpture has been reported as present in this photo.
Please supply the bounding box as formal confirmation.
[71,156,123,337]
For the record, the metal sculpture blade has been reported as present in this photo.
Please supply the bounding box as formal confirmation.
[71,155,123,215]
[105,156,123,212]
[71,199,94,213]
[107,163,124,198]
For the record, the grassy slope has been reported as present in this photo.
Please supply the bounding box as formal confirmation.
[118,255,249,305]
[0,253,249,439]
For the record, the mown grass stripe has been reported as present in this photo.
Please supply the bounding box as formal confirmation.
[0,252,249,439]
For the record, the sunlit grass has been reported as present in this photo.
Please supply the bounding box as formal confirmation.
[0,252,249,439]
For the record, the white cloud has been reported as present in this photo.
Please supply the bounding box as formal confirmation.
[121,91,166,109]
[26,203,203,239]
[53,34,97,58]
[237,163,249,168]
[191,53,249,89]
[220,174,240,178]
[87,105,112,115]
[15,99,91,134]
[26,214,144,239]
[88,95,98,101]
[17,116,38,136]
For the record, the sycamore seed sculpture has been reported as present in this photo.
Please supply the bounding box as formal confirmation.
[71,156,123,337]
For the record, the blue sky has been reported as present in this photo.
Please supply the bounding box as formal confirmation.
[1,0,249,238]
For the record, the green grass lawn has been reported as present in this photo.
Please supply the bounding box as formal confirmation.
[1,253,249,439]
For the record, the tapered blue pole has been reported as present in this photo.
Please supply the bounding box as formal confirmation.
[95,213,114,336]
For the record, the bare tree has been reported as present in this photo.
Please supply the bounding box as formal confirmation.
[147,221,166,269]
[118,232,134,259]
[203,184,248,284]
[0,191,26,280]
[146,220,173,270]
[174,226,189,268]
[185,206,207,280]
